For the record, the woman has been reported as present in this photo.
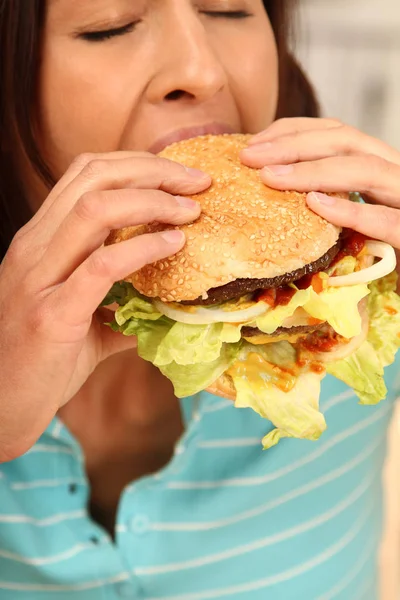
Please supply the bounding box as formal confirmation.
[1,1,400,598]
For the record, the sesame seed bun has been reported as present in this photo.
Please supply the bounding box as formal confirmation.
[108,134,341,302]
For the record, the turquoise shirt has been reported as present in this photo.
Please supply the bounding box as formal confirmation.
[1,361,399,599]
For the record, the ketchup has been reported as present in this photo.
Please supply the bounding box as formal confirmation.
[276,287,296,306]
[331,230,367,266]
[256,286,295,308]
[296,273,324,293]
[300,330,340,353]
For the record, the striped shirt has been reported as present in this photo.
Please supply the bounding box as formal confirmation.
[1,360,399,599]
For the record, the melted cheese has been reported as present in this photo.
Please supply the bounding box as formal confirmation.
[227,352,297,393]
[243,331,308,345]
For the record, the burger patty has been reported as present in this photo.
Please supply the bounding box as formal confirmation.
[182,240,341,306]
[242,323,326,338]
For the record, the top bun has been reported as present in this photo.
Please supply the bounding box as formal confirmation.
[108,134,341,302]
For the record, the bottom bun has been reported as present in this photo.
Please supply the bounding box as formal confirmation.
[206,373,236,401]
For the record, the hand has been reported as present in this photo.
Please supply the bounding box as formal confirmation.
[240,117,400,249]
[0,151,210,461]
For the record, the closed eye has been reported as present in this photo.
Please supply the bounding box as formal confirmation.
[203,10,252,19]
[77,22,137,43]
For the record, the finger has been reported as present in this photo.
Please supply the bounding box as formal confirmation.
[29,155,210,242]
[50,230,186,327]
[306,192,400,248]
[241,126,400,168]
[260,155,400,208]
[94,309,139,361]
[248,117,342,145]
[38,190,201,285]
[25,151,152,231]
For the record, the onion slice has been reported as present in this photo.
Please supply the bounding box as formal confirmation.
[153,299,269,325]
[313,300,369,362]
[328,241,396,287]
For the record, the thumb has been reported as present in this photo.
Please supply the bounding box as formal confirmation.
[95,308,138,361]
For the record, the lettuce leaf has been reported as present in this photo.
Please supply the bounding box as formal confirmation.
[326,340,386,405]
[104,284,243,394]
[254,289,312,334]
[303,285,370,338]
[229,343,326,449]
[253,283,369,338]
[103,273,400,447]
[367,272,400,367]
[326,273,400,404]
[160,342,241,397]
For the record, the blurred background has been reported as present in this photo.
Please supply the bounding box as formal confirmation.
[293,1,400,598]
[295,0,400,149]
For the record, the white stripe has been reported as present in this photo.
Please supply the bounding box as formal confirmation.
[11,477,86,491]
[351,574,375,600]
[0,572,129,592]
[168,402,391,489]
[197,438,261,449]
[202,399,232,413]
[26,444,75,456]
[0,536,108,566]
[198,391,356,451]
[135,472,374,576]
[52,420,63,439]
[316,536,375,599]
[151,435,382,532]
[0,509,86,526]
[321,389,356,413]
[145,501,373,600]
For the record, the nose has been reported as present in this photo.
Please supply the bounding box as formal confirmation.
[146,7,227,105]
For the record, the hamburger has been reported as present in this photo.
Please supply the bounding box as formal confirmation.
[103,134,400,448]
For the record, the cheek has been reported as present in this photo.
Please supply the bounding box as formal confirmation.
[37,43,138,177]
[219,29,278,133]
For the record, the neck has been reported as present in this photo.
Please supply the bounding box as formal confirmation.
[58,349,179,432]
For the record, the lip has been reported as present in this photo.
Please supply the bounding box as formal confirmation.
[148,122,236,154]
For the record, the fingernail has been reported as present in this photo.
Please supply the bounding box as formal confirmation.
[308,192,336,206]
[176,196,200,209]
[161,230,185,244]
[262,165,293,176]
[241,142,273,154]
[185,167,209,179]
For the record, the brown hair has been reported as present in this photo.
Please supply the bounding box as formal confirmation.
[0,0,319,260]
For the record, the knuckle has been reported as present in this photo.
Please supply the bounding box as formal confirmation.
[75,191,104,223]
[363,154,392,187]
[28,302,52,337]
[81,159,109,181]
[5,230,30,264]
[86,249,114,280]
[379,206,396,232]
[70,152,96,172]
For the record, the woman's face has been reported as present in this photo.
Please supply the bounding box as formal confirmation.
[38,0,278,180]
